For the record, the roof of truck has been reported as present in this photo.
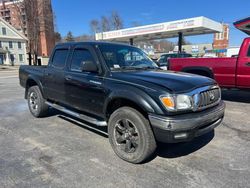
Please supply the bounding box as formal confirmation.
[55,41,132,48]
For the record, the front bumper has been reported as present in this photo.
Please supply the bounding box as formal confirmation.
[149,101,225,143]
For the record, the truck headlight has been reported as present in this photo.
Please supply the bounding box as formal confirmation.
[176,95,192,110]
[160,95,192,111]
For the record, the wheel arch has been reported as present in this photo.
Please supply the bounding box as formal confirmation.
[25,76,45,99]
[182,66,214,79]
[104,90,163,120]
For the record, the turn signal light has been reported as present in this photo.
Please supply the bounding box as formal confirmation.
[160,97,175,110]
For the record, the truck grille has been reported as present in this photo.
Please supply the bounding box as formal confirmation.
[198,88,221,109]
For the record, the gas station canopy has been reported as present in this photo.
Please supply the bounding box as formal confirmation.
[234,17,250,35]
[95,16,223,43]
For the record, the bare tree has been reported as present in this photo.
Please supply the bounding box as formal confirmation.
[90,19,100,35]
[90,10,123,36]
[12,0,26,33]
[75,34,92,42]
[152,40,175,52]
[131,21,141,27]
[13,0,55,65]
[24,0,40,65]
[181,36,191,45]
[110,11,123,30]
[101,16,111,32]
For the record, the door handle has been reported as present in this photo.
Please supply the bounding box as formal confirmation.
[245,62,250,66]
[65,75,72,81]
[45,72,51,76]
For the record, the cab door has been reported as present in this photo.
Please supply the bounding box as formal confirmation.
[64,45,106,117]
[236,39,250,88]
[43,47,70,103]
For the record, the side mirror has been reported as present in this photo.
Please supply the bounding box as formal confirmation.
[80,61,98,72]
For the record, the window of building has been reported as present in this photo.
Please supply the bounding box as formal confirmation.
[220,33,223,40]
[70,48,95,71]
[52,49,69,68]
[18,42,22,49]
[9,41,13,49]
[0,41,2,48]
[19,54,23,62]
[215,33,217,40]
[2,27,7,35]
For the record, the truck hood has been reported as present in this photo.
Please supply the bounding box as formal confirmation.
[111,70,216,93]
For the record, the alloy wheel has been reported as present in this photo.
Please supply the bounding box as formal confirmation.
[114,119,140,153]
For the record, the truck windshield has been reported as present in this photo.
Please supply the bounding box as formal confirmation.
[98,44,158,70]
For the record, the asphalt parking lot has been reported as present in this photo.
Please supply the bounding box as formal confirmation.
[0,70,250,188]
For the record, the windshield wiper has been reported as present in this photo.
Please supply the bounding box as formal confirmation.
[112,66,161,71]
[120,66,142,70]
[139,66,161,70]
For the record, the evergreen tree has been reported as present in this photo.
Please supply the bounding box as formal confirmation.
[65,31,75,42]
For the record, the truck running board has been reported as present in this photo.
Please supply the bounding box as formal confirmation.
[45,101,107,126]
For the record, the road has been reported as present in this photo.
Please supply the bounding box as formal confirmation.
[0,71,250,188]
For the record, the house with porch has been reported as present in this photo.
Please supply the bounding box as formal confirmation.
[0,17,28,65]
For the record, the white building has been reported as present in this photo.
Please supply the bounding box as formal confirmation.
[0,17,28,65]
[227,47,240,57]
[173,43,213,56]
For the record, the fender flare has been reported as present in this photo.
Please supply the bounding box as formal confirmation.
[25,75,45,99]
[181,66,214,79]
[103,88,164,116]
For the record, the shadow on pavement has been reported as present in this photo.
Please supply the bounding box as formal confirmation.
[58,114,108,138]
[156,131,214,159]
[54,111,215,162]
[222,89,250,103]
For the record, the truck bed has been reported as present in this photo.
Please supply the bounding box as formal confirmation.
[169,57,238,87]
[19,65,47,88]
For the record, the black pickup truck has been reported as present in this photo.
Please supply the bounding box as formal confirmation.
[19,42,225,163]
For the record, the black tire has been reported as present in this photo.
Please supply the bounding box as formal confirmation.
[108,107,156,164]
[27,86,49,118]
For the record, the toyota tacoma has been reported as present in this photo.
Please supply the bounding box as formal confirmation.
[19,42,225,163]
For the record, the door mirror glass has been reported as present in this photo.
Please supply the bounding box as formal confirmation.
[80,61,98,72]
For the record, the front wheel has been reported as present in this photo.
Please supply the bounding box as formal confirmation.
[108,107,156,164]
[27,86,49,118]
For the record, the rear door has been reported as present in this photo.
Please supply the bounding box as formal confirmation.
[236,39,250,88]
[43,47,70,103]
[64,44,106,117]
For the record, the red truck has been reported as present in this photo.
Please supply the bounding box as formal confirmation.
[168,17,250,89]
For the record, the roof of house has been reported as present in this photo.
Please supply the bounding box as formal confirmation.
[0,17,28,41]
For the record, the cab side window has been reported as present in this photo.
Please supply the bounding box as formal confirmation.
[247,46,250,57]
[52,49,68,68]
[71,48,95,71]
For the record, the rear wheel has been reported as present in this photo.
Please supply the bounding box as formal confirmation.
[27,86,49,117]
[108,107,156,164]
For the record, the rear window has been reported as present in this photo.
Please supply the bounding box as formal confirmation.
[179,54,192,58]
[158,55,167,62]
[52,49,69,68]
[170,54,178,58]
